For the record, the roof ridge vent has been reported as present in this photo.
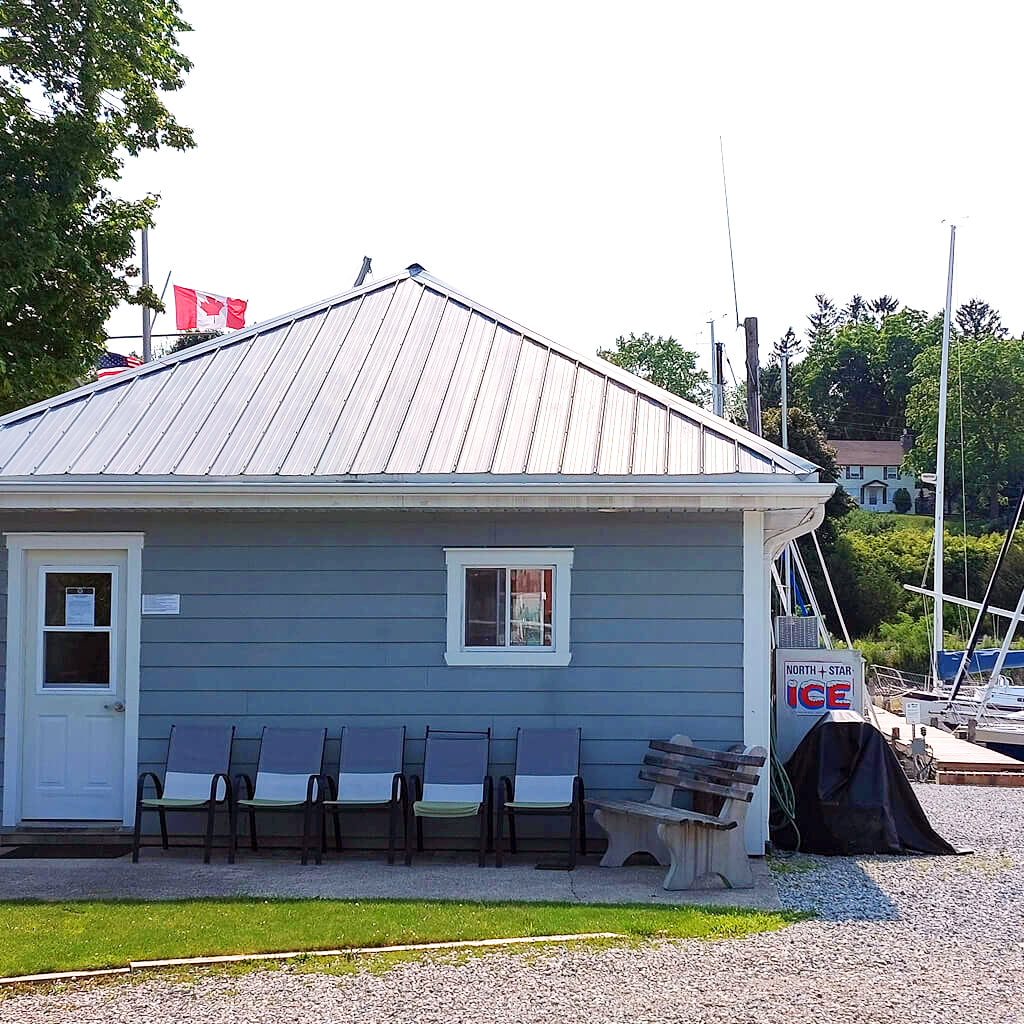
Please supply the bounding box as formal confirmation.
[406,263,427,276]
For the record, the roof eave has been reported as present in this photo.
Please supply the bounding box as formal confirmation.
[0,476,836,512]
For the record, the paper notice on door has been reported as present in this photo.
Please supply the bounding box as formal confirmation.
[142,593,180,615]
[65,588,96,626]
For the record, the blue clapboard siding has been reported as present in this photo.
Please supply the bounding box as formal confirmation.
[0,509,745,843]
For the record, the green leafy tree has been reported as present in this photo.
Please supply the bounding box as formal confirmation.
[761,406,853,534]
[598,332,710,406]
[0,2,195,414]
[892,487,912,514]
[906,336,1024,519]
[792,307,943,439]
[164,329,223,355]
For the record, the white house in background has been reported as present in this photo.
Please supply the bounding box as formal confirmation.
[828,439,918,512]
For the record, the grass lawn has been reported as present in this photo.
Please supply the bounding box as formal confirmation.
[0,898,798,978]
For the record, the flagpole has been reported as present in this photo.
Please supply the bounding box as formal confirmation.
[141,228,152,363]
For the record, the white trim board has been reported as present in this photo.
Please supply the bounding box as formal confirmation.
[2,532,144,827]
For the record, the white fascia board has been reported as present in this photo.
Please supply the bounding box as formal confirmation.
[0,479,837,512]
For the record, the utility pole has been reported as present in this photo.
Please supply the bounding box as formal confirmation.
[744,316,761,436]
[141,228,152,363]
[773,327,803,614]
[353,256,372,287]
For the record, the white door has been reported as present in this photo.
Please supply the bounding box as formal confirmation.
[20,550,128,821]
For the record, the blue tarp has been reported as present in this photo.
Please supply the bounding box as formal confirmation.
[937,648,1024,680]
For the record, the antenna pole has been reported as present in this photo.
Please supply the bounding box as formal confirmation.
[720,138,741,331]
[141,228,152,363]
[932,225,955,681]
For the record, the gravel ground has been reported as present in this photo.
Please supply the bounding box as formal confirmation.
[4,784,1023,1024]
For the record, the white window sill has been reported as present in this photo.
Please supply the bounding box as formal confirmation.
[444,650,573,667]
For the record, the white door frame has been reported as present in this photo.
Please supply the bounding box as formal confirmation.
[3,532,144,827]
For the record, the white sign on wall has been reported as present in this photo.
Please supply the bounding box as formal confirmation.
[142,594,180,615]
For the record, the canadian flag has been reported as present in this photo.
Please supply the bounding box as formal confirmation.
[173,285,247,331]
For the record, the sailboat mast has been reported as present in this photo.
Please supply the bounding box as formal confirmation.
[932,224,956,681]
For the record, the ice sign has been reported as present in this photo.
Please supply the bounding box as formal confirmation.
[783,660,854,715]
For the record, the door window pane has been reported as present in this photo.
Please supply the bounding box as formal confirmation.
[45,573,112,627]
[465,568,506,646]
[44,632,110,687]
[510,568,553,647]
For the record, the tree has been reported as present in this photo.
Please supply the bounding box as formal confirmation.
[955,298,1008,340]
[843,294,869,325]
[164,329,223,355]
[868,295,899,319]
[806,293,841,344]
[598,332,710,406]
[791,307,943,439]
[906,336,1024,519]
[760,406,853,531]
[892,487,912,514]
[0,2,194,414]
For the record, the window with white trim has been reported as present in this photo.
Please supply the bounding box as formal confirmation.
[444,549,573,666]
[885,465,899,479]
[846,465,863,480]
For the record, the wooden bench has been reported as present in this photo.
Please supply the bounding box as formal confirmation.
[586,734,768,890]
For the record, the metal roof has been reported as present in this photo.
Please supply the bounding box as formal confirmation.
[0,266,819,482]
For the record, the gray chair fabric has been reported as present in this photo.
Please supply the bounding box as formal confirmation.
[334,725,406,802]
[511,728,581,806]
[161,724,235,803]
[421,730,490,800]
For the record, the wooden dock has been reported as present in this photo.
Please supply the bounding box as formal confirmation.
[872,706,1024,786]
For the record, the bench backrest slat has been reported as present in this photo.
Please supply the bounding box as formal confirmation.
[639,765,755,803]
[649,739,766,768]
[643,751,761,787]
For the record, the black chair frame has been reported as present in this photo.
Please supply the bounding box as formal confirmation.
[495,732,586,870]
[132,725,236,865]
[231,728,327,866]
[233,771,324,866]
[132,771,236,865]
[320,771,410,865]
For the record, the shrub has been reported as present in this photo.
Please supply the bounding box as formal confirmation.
[892,487,912,514]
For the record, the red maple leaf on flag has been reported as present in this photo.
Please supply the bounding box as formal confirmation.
[199,294,224,317]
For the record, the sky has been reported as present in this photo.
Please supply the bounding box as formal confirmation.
[105,1,1024,386]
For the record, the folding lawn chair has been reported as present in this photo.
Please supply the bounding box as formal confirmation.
[233,726,327,865]
[495,727,586,869]
[132,724,236,864]
[407,728,492,867]
[321,725,409,864]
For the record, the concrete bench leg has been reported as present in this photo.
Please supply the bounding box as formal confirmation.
[593,808,671,867]
[656,822,754,890]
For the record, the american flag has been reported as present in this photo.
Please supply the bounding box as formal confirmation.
[96,351,143,380]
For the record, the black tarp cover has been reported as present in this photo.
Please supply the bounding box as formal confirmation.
[775,711,958,855]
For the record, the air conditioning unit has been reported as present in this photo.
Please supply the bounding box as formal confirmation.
[775,615,820,649]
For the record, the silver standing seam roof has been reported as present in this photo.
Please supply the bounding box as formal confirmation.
[0,266,819,482]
